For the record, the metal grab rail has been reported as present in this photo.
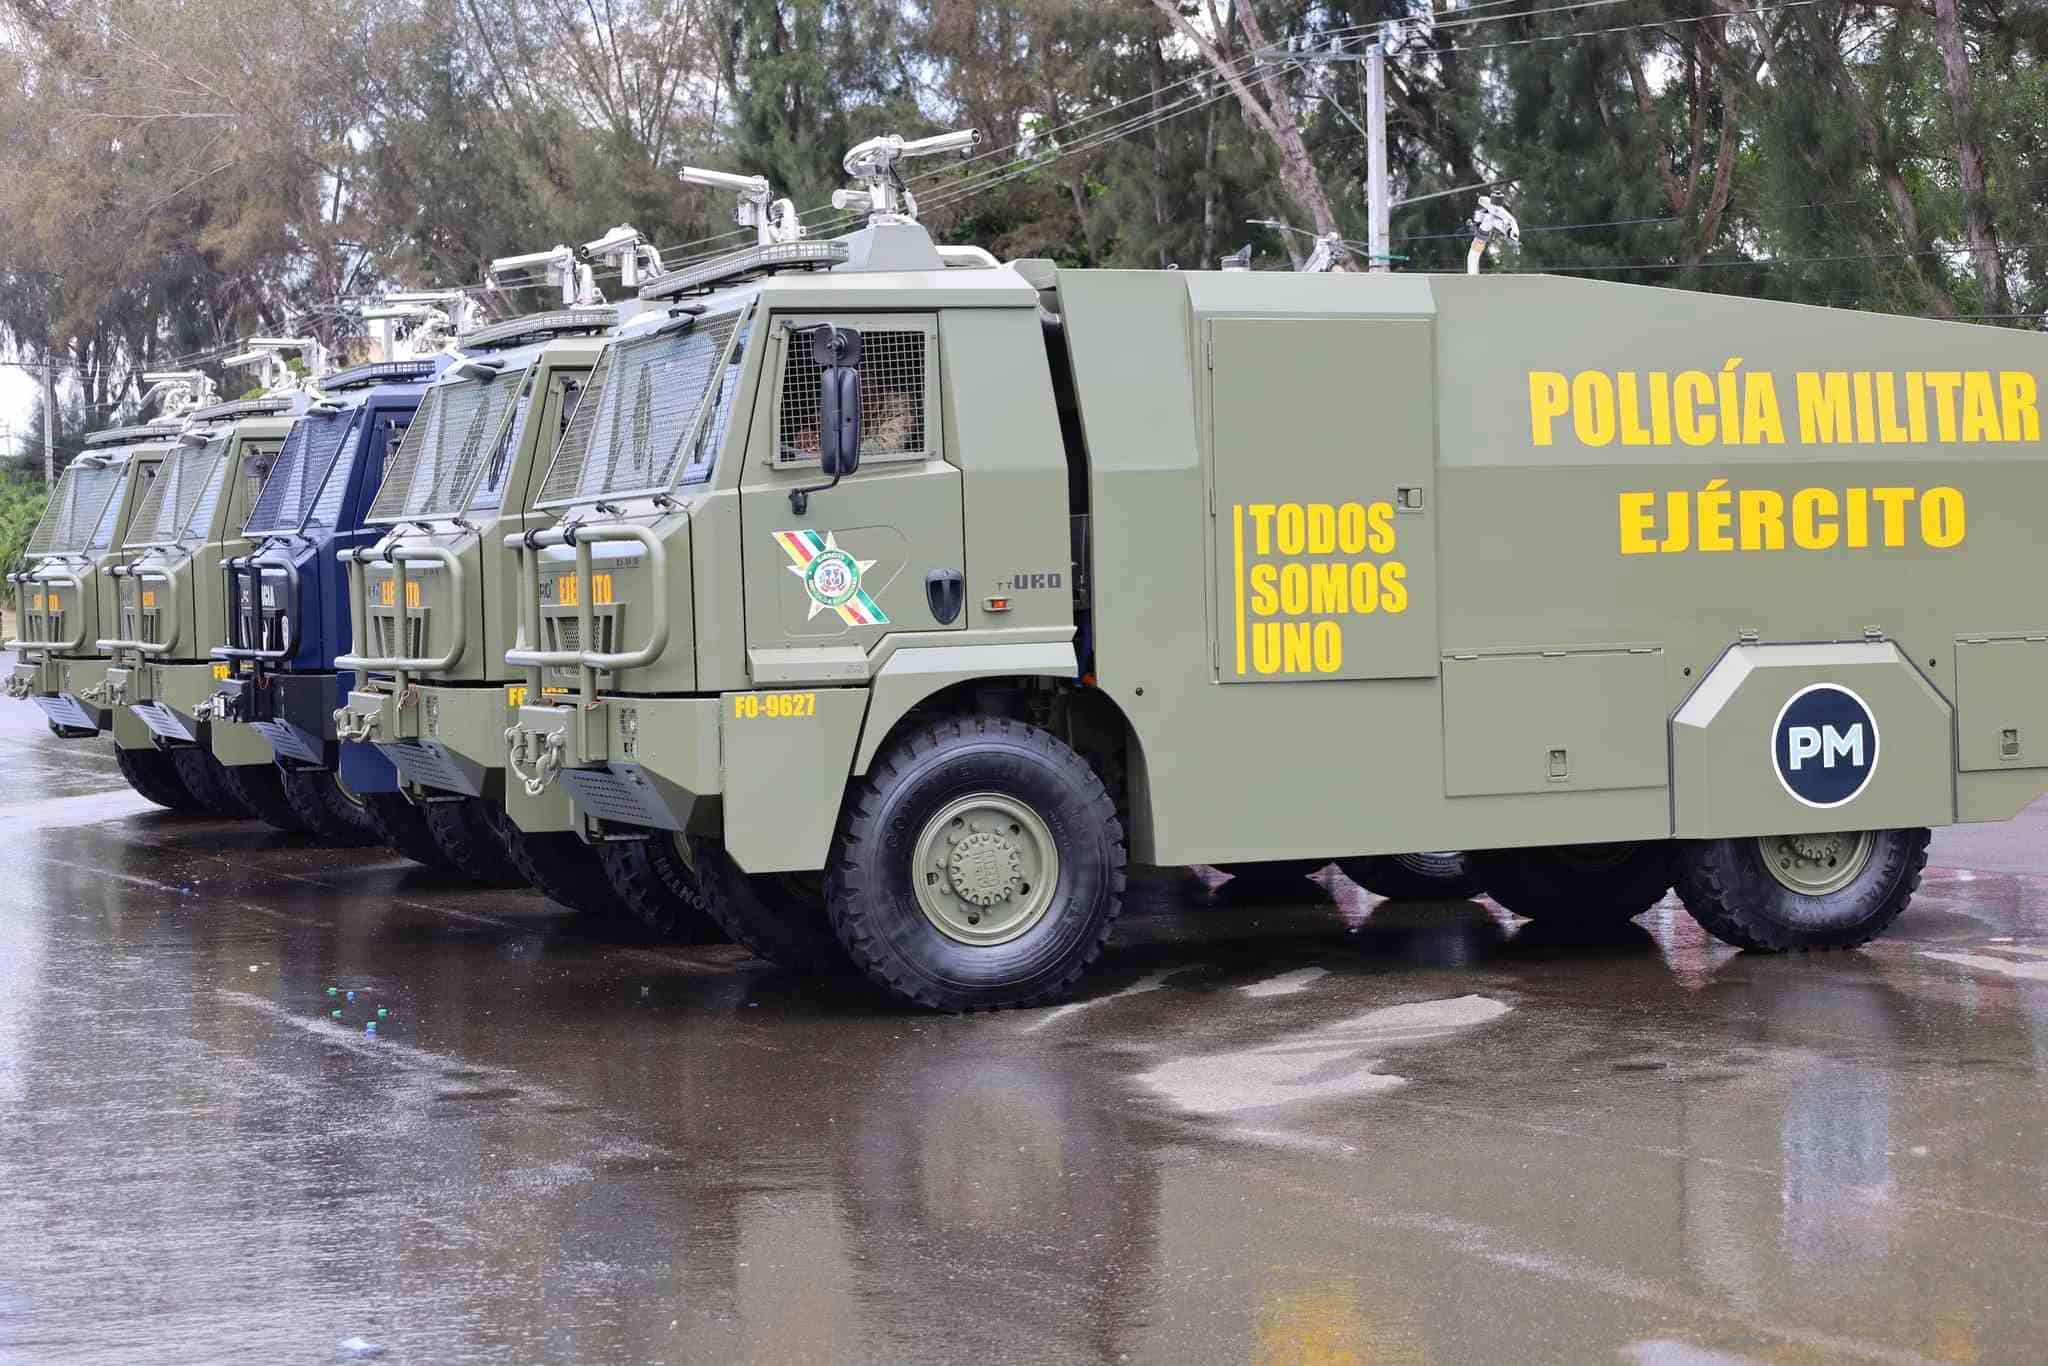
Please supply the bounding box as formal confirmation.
[214,552,302,662]
[4,569,88,653]
[95,562,178,658]
[335,543,466,679]
[503,523,669,703]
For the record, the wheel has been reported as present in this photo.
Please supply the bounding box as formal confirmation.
[216,761,312,834]
[485,806,619,918]
[1338,852,1485,901]
[826,717,1127,1012]
[276,765,378,845]
[1675,828,1929,952]
[361,790,460,871]
[692,838,838,965]
[595,833,733,944]
[114,744,205,812]
[1471,841,1672,924]
[420,796,521,885]
[168,746,242,817]
[1215,859,1329,895]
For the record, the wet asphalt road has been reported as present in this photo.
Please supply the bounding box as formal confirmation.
[4,692,2048,1365]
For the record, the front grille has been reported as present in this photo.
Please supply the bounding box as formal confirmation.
[541,607,618,656]
[369,611,428,660]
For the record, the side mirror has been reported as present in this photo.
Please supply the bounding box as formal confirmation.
[818,366,862,477]
[812,325,863,478]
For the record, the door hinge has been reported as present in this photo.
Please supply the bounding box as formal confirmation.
[1205,338,1214,370]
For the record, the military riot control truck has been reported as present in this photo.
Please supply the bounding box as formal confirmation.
[7,421,181,747]
[491,127,2048,1012]
[99,395,305,821]
[332,306,628,903]
[206,355,450,844]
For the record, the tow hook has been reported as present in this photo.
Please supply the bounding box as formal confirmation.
[3,675,30,702]
[193,692,235,724]
[335,707,379,743]
[506,724,565,797]
[76,679,108,707]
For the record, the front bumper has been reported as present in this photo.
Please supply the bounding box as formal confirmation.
[11,656,113,732]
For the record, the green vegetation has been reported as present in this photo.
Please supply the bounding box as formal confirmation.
[1,0,2042,430]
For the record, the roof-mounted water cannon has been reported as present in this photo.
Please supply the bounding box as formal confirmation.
[1249,218,1357,273]
[137,370,219,420]
[488,245,601,309]
[582,224,669,288]
[831,129,981,224]
[1468,196,1521,275]
[366,289,482,359]
[680,168,804,246]
[222,336,327,393]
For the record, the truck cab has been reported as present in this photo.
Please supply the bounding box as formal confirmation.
[6,424,178,735]
[334,309,611,874]
[207,357,447,840]
[101,397,302,818]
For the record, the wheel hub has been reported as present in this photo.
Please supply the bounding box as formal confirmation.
[1759,830,1873,896]
[948,831,1022,907]
[912,794,1060,947]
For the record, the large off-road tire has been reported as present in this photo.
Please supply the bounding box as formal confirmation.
[692,838,837,965]
[168,746,242,817]
[276,765,378,845]
[361,790,459,871]
[216,761,312,834]
[1675,828,1929,952]
[420,796,521,885]
[1339,851,1486,902]
[485,806,618,918]
[115,744,205,812]
[1216,859,1329,895]
[595,834,733,944]
[1471,841,1673,924]
[826,717,1127,1012]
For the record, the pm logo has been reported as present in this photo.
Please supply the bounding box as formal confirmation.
[1772,683,1879,809]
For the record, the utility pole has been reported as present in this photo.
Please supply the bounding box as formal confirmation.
[1365,41,1390,273]
[42,357,56,485]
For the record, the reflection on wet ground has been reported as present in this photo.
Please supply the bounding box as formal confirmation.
[2,701,2047,1363]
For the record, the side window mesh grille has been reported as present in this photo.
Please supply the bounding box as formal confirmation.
[776,326,930,464]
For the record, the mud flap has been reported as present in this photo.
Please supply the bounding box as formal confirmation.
[1671,641,1952,838]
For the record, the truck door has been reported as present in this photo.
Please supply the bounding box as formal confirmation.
[1207,317,1439,682]
[738,312,966,674]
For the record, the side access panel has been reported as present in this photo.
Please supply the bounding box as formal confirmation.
[1208,317,1438,683]
[1443,647,1668,796]
[1954,634,2048,771]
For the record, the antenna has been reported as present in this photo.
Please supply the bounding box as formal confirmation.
[679,169,804,247]
[830,129,981,223]
[583,224,668,287]
[487,245,601,308]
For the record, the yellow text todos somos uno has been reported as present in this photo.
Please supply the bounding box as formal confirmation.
[1527,364,2030,557]
[1231,501,1407,677]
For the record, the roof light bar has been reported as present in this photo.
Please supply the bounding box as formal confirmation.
[323,358,440,391]
[84,422,185,448]
[189,397,294,422]
[639,240,850,300]
[456,306,616,351]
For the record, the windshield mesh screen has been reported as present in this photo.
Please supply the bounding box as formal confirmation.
[25,464,123,557]
[536,312,742,508]
[181,440,237,541]
[125,441,225,547]
[245,411,357,536]
[367,366,529,522]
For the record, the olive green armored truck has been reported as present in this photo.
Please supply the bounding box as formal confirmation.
[487,129,2048,1012]
[332,307,627,902]
[98,396,304,819]
[6,422,181,743]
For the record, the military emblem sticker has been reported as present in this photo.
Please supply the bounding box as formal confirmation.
[1772,683,1878,809]
[774,529,889,625]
